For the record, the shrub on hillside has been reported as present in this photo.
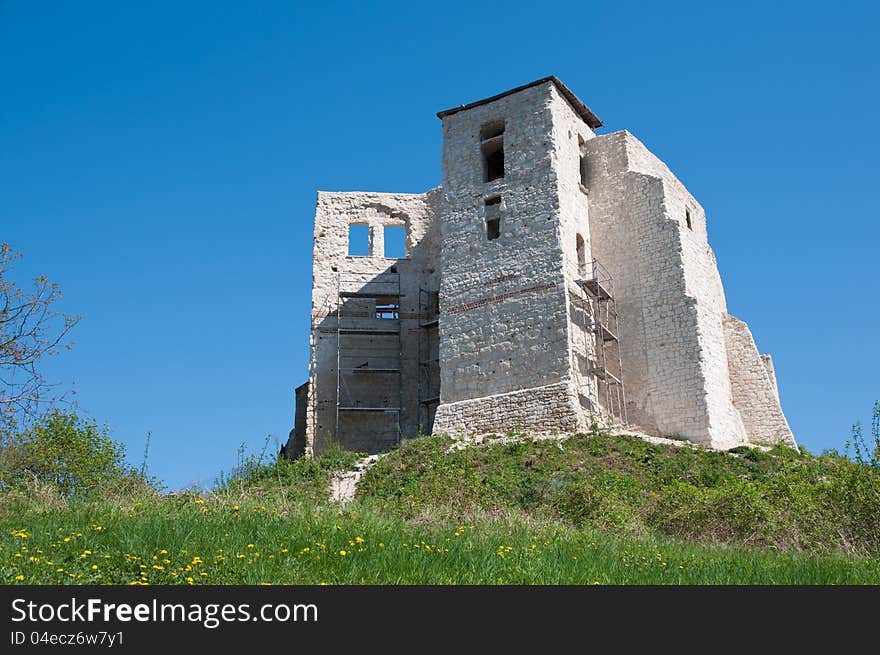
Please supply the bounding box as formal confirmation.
[551,480,635,533]
[645,479,775,547]
[0,410,149,498]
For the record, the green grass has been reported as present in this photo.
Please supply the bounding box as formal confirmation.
[358,432,880,558]
[2,430,878,585]
[3,500,879,585]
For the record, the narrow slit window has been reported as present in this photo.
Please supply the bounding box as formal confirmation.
[578,135,589,190]
[383,225,406,258]
[576,234,586,276]
[348,224,370,256]
[486,218,500,241]
[685,208,693,231]
[485,196,501,241]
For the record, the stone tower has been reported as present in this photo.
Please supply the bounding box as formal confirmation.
[432,78,606,436]
[289,76,796,456]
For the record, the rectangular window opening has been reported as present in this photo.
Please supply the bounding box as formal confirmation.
[482,139,504,182]
[486,217,500,241]
[348,224,370,257]
[375,302,400,320]
[685,208,693,231]
[383,225,407,258]
[481,120,505,183]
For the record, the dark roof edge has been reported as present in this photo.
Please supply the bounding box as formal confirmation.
[436,76,603,129]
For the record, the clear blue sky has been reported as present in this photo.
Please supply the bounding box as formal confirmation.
[2,1,878,490]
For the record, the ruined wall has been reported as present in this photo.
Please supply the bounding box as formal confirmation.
[306,190,440,455]
[284,382,309,459]
[584,131,747,448]
[548,85,604,421]
[291,77,797,454]
[723,314,796,446]
[433,81,582,435]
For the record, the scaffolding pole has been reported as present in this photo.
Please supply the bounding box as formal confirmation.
[335,271,403,448]
[576,258,628,427]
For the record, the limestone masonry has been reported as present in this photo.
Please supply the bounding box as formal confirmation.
[284,76,796,458]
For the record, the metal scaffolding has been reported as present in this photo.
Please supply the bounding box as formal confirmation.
[417,287,440,433]
[576,258,628,426]
[335,271,403,447]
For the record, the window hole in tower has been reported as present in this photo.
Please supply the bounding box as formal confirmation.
[480,120,505,182]
[383,225,407,258]
[348,224,370,257]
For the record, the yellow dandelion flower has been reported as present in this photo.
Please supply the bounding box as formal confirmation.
[339,550,347,557]
[15,575,24,581]
[91,565,98,570]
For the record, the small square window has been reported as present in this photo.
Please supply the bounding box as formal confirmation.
[348,224,370,256]
[383,225,406,258]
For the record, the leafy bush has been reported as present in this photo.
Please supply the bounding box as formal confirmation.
[315,442,365,472]
[551,480,634,533]
[0,410,147,497]
[846,400,880,467]
[646,479,774,547]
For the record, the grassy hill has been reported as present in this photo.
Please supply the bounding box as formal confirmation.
[2,430,879,585]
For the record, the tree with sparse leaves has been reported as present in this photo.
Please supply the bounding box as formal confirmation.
[0,243,80,424]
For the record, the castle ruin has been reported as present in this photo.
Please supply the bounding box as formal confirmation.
[285,77,796,457]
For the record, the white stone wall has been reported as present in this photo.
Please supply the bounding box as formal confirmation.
[584,131,749,448]
[432,381,581,436]
[294,78,797,454]
[306,190,440,455]
[723,314,796,447]
[548,85,604,422]
[433,81,579,435]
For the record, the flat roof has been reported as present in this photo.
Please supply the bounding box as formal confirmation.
[436,76,603,129]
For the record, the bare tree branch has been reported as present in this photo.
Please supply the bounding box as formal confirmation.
[0,243,81,424]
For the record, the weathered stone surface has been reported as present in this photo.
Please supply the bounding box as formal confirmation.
[723,314,797,447]
[286,77,796,455]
